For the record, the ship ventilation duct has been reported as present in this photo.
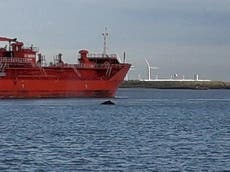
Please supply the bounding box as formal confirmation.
[79,50,90,64]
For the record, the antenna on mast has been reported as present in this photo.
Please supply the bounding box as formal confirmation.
[123,51,126,63]
[102,27,109,57]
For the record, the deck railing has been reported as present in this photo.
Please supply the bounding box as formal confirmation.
[0,57,34,63]
[63,63,125,69]
[87,53,117,58]
[78,53,117,59]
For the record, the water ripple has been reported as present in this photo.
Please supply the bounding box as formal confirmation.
[0,89,229,171]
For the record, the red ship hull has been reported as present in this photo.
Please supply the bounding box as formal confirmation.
[0,37,131,98]
[0,66,129,98]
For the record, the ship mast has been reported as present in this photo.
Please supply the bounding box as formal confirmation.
[102,27,109,57]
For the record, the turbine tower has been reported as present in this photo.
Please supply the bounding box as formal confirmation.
[145,58,159,81]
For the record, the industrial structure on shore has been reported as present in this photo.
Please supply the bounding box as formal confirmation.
[125,57,211,82]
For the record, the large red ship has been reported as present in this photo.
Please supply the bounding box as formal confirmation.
[0,35,130,98]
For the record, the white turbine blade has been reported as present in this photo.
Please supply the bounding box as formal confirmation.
[150,66,159,69]
[145,58,150,67]
[118,57,122,62]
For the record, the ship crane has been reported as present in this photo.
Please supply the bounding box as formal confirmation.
[0,37,17,42]
[0,37,24,52]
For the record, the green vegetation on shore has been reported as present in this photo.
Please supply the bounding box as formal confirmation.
[120,80,230,89]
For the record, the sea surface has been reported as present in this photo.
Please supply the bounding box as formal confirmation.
[0,88,229,171]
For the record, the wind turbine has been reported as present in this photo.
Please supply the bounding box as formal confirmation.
[145,58,159,81]
[125,65,135,80]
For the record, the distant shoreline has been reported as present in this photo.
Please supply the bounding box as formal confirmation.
[120,80,230,89]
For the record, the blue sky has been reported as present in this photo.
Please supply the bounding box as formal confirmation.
[1,0,230,80]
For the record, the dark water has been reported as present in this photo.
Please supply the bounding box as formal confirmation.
[0,89,229,171]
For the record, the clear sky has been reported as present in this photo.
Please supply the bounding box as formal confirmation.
[1,0,230,80]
